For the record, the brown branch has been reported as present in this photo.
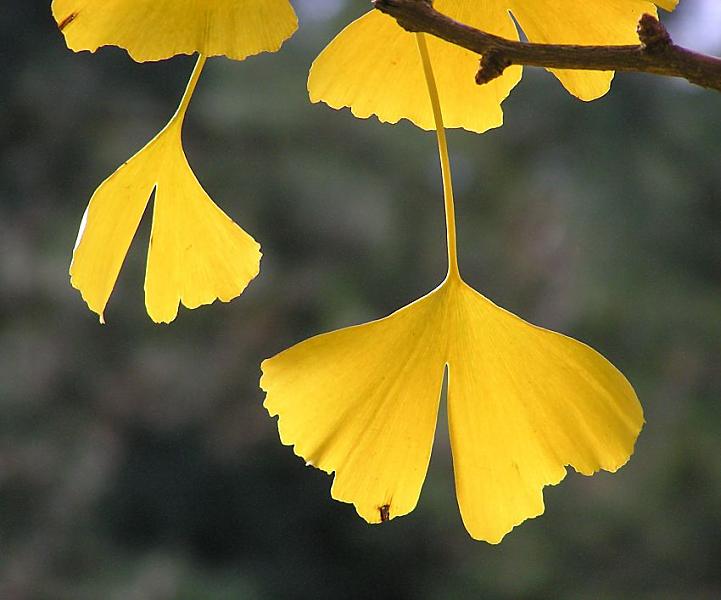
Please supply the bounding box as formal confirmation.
[373,0,721,93]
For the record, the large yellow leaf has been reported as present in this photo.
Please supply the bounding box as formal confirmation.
[308,1,522,133]
[261,276,642,541]
[508,0,662,101]
[70,66,261,323]
[52,0,298,62]
[309,0,679,129]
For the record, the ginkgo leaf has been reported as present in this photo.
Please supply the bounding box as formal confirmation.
[309,0,678,130]
[265,24,649,541]
[507,0,662,101]
[308,3,522,133]
[70,59,260,323]
[261,276,642,541]
[52,0,298,62]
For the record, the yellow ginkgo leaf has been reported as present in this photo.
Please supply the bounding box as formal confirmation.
[264,32,644,542]
[70,57,261,323]
[308,0,678,131]
[308,3,522,133]
[262,276,642,542]
[52,0,298,62]
[506,0,662,101]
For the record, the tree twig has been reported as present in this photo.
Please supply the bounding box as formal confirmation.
[373,0,721,93]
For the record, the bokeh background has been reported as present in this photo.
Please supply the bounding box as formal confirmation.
[2,2,720,599]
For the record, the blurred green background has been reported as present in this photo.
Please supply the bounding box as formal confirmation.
[2,2,720,599]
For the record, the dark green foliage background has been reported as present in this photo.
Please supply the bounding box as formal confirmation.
[1,3,720,599]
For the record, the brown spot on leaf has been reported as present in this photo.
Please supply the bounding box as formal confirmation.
[58,12,78,32]
[379,504,390,523]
